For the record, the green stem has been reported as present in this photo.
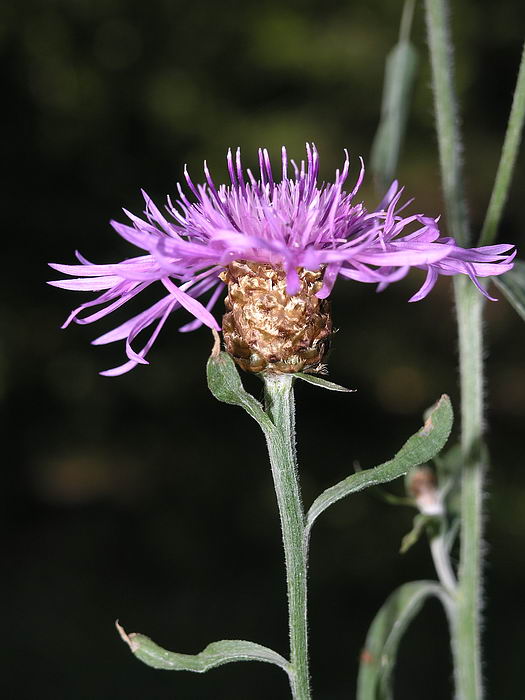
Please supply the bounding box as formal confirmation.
[263,374,311,700]
[424,0,471,247]
[478,40,525,246]
[399,0,416,44]
[453,277,484,700]
[425,2,484,698]
[429,531,457,595]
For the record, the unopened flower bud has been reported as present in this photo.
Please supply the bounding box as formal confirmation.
[407,466,443,516]
[220,261,332,374]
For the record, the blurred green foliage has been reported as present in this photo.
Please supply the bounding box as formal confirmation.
[3,0,525,698]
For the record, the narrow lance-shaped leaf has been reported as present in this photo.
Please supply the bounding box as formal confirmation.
[294,372,356,393]
[117,623,291,674]
[400,513,440,554]
[371,0,418,190]
[305,395,453,534]
[493,258,525,322]
[478,40,525,246]
[207,349,275,433]
[356,581,450,700]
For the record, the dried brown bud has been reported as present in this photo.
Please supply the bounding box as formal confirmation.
[407,466,442,515]
[220,261,332,374]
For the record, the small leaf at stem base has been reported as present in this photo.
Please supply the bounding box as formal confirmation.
[206,350,274,432]
[116,622,291,674]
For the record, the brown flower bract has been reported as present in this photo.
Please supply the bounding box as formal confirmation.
[407,466,438,500]
[220,261,332,374]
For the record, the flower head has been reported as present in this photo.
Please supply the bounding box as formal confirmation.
[49,144,515,375]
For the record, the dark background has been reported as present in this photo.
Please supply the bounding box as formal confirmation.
[3,0,525,698]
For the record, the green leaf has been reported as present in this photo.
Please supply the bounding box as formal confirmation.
[433,442,462,480]
[206,351,274,433]
[370,487,415,507]
[305,395,453,535]
[354,463,415,507]
[356,581,448,700]
[117,623,290,674]
[371,25,418,190]
[400,513,440,554]
[478,41,525,246]
[493,259,525,322]
[294,373,356,393]
[433,442,462,520]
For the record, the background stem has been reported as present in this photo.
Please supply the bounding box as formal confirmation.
[263,375,311,700]
[425,1,484,698]
[424,0,470,247]
[399,0,416,43]
[430,533,457,595]
[453,278,484,700]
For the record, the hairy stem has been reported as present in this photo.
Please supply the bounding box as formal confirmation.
[430,532,457,595]
[453,277,485,700]
[425,1,484,698]
[263,374,311,700]
[424,0,471,247]
[399,0,416,43]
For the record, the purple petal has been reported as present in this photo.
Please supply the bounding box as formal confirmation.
[317,263,342,298]
[409,268,439,302]
[92,295,175,345]
[161,278,220,330]
[48,276,123,291]
[100,360,141,377]
[339,264,410,284]
[179,281,225,332]
[62,281,147,328]
[285,265,301,295]
[356,243,454,266]
[125,298,178,364]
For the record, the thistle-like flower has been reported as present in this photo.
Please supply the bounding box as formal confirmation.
[49,144,515,375]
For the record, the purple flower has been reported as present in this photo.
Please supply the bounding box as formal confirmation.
[49,144,515,376]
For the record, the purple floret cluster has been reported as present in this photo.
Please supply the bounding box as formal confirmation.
[49,144,515,375]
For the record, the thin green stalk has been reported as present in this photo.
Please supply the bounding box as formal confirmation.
[425,2,484,698]
[263,374,311,700]
[453,277,485,699]
[399,0,416,43]
[430,531,457,595]
[424,0,471,247]
[478,40,525,246]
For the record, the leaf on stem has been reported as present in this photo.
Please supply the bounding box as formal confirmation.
[400,513,440,554]
[493,258,525,322]
[356,581,448,700]
[354,462,415,506]
[371,0,418,190]
[433,442,462,480]
[370,487,415,507]
[478,41,525,246]
[206,350,274,432]
[433,442,462,521]
[116,622,290,674]
[305,395,453,534]
[294,373,356,392]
